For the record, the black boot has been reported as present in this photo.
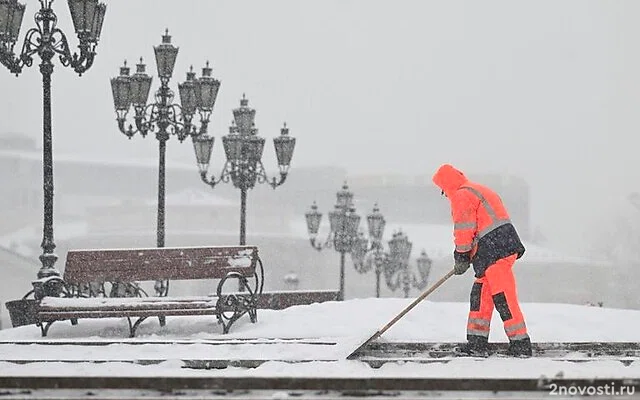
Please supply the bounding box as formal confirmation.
[456,335,489,357]
[506,337,532,357]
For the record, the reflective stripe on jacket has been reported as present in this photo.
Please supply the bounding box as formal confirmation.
[454,183,525,276]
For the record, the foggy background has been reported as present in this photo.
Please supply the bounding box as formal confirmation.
[2,0,639,255]
[1,0,640,329]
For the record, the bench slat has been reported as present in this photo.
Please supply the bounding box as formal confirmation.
[64,246,258,283]
[40,296,217,311]
[40,303,217,312]
[40,296,215,306]
[39,308,220,320]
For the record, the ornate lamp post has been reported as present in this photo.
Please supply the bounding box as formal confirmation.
[192,94,295,247]
[0,0,106,298]
[305,182,370,301]
[350,203,386,297]
[385,231,432,298]
[351,210,433,298]
[110,29,219,296]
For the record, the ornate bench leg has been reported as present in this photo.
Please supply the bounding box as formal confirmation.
[220,316,234,334]
[216,269,261,334]
[245,292,258,324]
[214,284,261,334]
[126,317,148,338]
[39,321,55,337]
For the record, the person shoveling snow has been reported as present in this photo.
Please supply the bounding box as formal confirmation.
[432,163,531,358]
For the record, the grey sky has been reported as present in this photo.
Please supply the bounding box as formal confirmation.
[1,0,639,254]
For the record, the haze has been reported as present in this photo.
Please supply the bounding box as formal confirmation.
[1,0,639,256]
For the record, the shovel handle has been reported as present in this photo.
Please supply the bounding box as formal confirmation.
[373,269,456,339]
[346,268,456,359]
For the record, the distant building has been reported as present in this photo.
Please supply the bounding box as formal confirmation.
[86,188,239,236]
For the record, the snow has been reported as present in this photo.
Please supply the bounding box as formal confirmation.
[227,248,255,268]
[0,298,638,379]
[40,295,216,308]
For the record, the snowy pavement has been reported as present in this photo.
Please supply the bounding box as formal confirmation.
[0,298,638,380]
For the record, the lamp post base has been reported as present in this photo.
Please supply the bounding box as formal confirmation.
[37,259,60,277]
[37,252,60,278]
[32,275,65,300]
[35,253,64,299]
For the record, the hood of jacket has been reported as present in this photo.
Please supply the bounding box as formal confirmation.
[432,164,469,197]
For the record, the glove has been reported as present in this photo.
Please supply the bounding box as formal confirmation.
[453,250,472,275]
[454,260,471,275]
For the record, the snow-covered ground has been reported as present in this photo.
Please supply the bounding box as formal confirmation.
[0,298,638,379]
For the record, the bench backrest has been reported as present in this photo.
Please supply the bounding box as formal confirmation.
[63,245,259,284]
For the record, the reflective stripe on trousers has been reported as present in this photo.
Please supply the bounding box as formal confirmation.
[466,254,529,342]
[467,317,491,338]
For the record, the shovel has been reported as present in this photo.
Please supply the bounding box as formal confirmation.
[345,268,456,359]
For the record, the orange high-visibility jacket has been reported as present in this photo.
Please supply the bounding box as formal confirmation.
[432,164,525,277]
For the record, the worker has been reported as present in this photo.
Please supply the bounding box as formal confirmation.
[432,163,532,357]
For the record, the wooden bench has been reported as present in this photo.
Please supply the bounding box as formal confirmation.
[35,245,263,337]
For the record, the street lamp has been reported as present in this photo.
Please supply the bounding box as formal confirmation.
[386,231,432,297]
[305,182,377,301]
[192,94,295,247]
[0,0,106,299]
[110,29,219,296]
[350,203,386,297]
[348,201,433,298]
[354,228,432,298]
